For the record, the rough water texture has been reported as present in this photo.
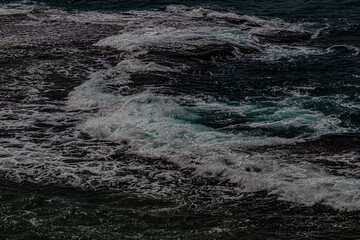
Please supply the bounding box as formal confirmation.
[0,1,360,239]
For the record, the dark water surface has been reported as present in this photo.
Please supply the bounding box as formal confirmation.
[0,0,360,239]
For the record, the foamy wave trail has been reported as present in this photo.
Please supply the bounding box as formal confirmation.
[91,5,323,61]
[63,5,360,210]
[1,3,359,211]
[67,61,360,209]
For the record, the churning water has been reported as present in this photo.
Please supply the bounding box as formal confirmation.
[0,0,360,239]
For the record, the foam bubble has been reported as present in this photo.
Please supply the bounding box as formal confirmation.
[327,45,360,56]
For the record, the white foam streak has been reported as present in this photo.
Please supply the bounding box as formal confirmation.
[165,5,304,32]
[0,4,33,15]
[95,26,257,52]
[68,58,175,109]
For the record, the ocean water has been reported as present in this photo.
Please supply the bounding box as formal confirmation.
[0,0,359,239]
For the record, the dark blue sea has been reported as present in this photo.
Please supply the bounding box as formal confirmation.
[0,0,359,239]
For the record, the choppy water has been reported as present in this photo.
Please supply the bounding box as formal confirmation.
[0,0,360,239]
